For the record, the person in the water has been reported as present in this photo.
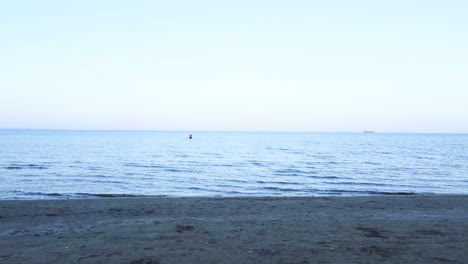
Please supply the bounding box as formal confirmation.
[189,134,192,139]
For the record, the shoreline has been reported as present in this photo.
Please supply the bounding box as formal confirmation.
[0,190,442,200]
[1,195,467,263]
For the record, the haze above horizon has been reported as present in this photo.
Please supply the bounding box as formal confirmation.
[1,1,467,133]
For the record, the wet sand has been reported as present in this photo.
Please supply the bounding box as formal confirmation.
[0,195,467,264]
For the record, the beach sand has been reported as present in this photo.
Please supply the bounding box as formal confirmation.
[0,195,467,264]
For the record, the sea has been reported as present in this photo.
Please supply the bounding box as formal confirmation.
[0,130,467,200]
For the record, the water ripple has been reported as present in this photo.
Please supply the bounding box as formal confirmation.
[1,131,467,199]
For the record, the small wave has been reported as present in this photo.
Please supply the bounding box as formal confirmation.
[5,166,22,170]
[187,187,204,191]
[4,164,48,170]
[368,191,416,195]
[27,164,48,169]
[261,186,304,192]
[213,164,236,167]
[273,170,321,177]
[164,168,198,173]
[10,190,156,199]
[11,191,66,197]
[274,169,307,176]
[75,193,142,198]
[256,180,303,185]
[377,151,392,155]
[308,175,342,179]
[320,189,416,196]
[200,152,222,157]
[248,160,267,167]
[319,189,373,195]
[83,174,114,179]
[123,163,165,169]
[184,186,244,195]
[363,162,381,165]
[224,179,252,184]
[87,166,104,171]
[324,181,396,187]
[74,179,124,184]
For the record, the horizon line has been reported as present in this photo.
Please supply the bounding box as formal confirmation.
[0,128,467,134]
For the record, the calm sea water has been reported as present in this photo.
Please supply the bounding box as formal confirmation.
[0,130,467,199]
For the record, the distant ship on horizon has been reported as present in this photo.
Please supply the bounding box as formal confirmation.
[363,130,375,133]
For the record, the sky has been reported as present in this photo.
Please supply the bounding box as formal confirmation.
[0,0,467,133]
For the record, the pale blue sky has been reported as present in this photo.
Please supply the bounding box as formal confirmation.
[1,0,467,132]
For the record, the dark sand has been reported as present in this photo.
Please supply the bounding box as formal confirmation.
[0,195,467,264]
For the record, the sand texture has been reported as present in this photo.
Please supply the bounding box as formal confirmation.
[0,195,467,264]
